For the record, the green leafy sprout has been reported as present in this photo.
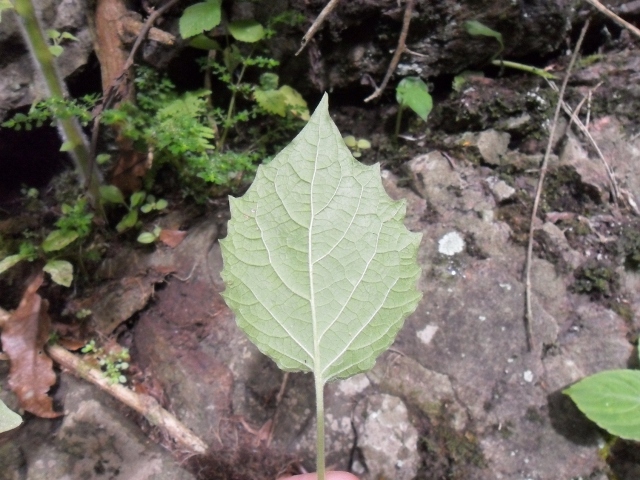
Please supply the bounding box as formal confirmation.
[463,20,556,80]
[220,94,422,479]
[395,76,433,138]
[81,340,131,384]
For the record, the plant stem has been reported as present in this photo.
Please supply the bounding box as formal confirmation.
[490,59,557,79]
[219,47,254,150]
[315,374,326,480]
[14,0,104,213]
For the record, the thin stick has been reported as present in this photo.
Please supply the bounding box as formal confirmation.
[296,0,341,56]
[523,21,589,352]
[47,343,208,454]
[546,80,619,203]
[583,0,640,40]
[364,0,416,103]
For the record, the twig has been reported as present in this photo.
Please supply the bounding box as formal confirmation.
[364,0,416,103]
[523,21,589,352]
[583,0,640,40]
[296,0,341,56]
[47,343,208,454]
[546,80,619,203]
[90,0,181,174]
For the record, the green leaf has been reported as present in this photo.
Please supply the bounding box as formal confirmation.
[357,139,371,150]
[396,76,433,121]
[60,32,78,41]
[42,229,79,252]
[49,45,64,57]
[96,153,111,165]
[464,20,504,52]
[59,140,74,151]
[116,210,138,233]
[188,34,220,50]
[220,93,423,385]
[342,135,357,148]
[179,0,222,39]
[155,199,168,210]
[0,399,21,433]
[99,185,125,204]
[46,29,61,40]
[0,254,26,274]
[44,260,74,287]
[137,232,157,244]
[564,370,640,441]
[130,191,146,208]
[228,19,265,43]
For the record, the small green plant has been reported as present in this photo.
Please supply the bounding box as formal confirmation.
[395,76,433,137]
[463,20,556,79]
[2,94,98,133]
[81,340,131,384]
[220,95,422,479]
[565,348,640,441]
[342,135,371,158]
[45,29,78,57]
[0,196,94,286]
[137,225,162,244]
[99,185,168,234]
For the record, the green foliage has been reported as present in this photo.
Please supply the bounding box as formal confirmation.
[46,29,78,57]
[565,363,640,441]
[1,95,99,131]
[396,76,433,121]
[0,197,93,286]
[0,398,22,434]
[179,0,222,39]
[137,225,162,244]
[220,95,422,478]
[228,19,265,43]
[81,340,130,384]
[99,185,168,234]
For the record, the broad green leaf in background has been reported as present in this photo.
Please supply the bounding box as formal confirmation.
[396,76,433,121]
[179,0,222,39]
[220,93,422,478]
[0,398,22,433]
[228,19,265,43]
[464,20,504,54]
[99,185,125,205]
[564,369,640,441]
[43,259,73,287]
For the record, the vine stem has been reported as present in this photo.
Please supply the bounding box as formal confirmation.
[315,374,326,480]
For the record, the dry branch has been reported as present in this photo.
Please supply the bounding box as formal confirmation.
[364,0,416,103]
[296,0,341,56]
[583,0,640,39]
[47,343,208,454]
[523,21,589,352]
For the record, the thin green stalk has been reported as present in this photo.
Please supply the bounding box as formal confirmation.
[14,0,103,213]
[490,59,557,79]
[218,47,255,150]
[315,374,326,480]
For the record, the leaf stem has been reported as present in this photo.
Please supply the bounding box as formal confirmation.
[315,374,325,480]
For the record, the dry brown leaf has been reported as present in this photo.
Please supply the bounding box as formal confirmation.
[158,229,188,248]
[2,274,60,418]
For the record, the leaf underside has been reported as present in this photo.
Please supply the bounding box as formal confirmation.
[220,94,422,385]
[564,369,640,441]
